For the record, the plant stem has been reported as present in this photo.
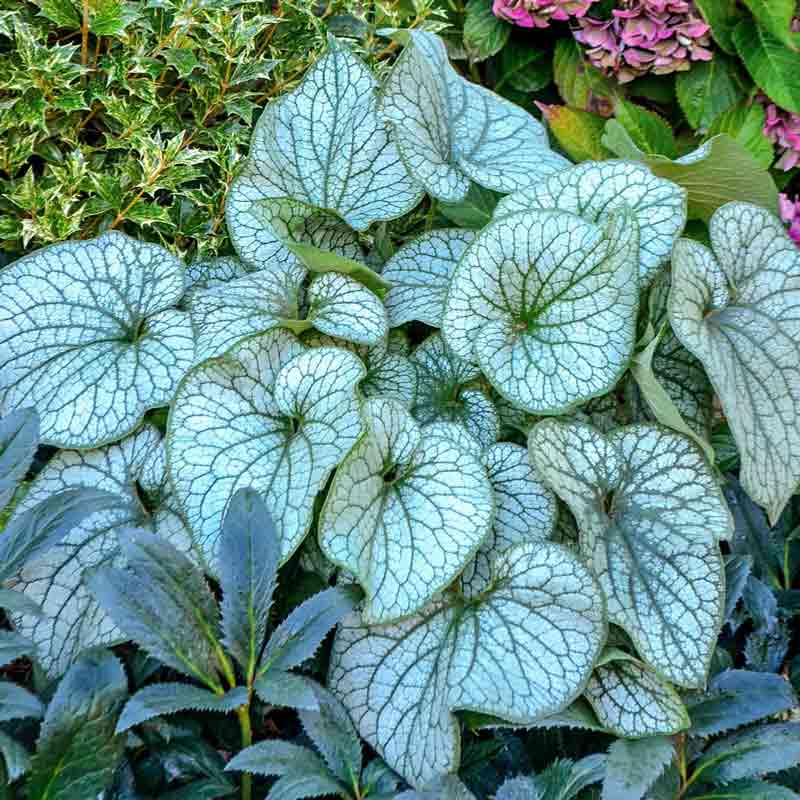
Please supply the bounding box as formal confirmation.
[81,0,90,73]
[236,705,253,800]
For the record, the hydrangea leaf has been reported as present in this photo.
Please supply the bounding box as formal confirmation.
[383,229,477,328]
[318,397,493,622]
[168,330,365,571]
[461,442,557,596]
[381,30,570,201]
[305,272,388,347]
[0,232,194,449]
[495,161,687,287]
[669,202,800,524]
[584,654,690,737]
[329,542,607,787]
[411,333,499,448]
[226,36,422,269]
[304,332,417,404]
[443,208,639,414]
[529,421,732,687]
[6,426,198,676]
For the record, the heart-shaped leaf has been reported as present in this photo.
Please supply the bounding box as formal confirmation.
[461,442,557,596]
[530,421,732,687]
[226,36,422,269]
[380,30,569,201]
[669,202,800,523]
[495,161,686,287]
[443,208,639,414]
[0,232,194,449]
[319,397,494,622]
[329,542,606,787]
[411,332,499,448]
[584,653,690,737]
[7,426,197,676]
[168,330,365,571]
[184,256,249,303]
[383,229,477,328]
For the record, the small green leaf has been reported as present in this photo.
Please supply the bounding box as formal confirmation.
[540,105,612,162]
[28,650,127,800]
[116,684,247,733]
[438,183,501,229]
[497,40,551,93]
[614,100,677,157]
[695,0,742,53]
[676,53,745,129]
[734,20,800,114]
[707,101,774,169]
[36,0,81,28]
[464,0,511,61]
[553,38,616,111]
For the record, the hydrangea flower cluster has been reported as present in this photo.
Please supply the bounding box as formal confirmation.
[763,102,800,171]
[574,0,712,83]
[492,0,597,28]
[779,193,800,245]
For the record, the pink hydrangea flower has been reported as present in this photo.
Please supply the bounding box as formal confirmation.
[574,0,712,83]
[492,0,598,28]
[763,102,800,171]
[779,194,800,245]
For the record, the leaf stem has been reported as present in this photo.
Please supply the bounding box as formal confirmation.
[81,0,90,73]
[236,705,253,800]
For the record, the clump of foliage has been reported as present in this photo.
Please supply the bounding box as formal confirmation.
[2,14,800,800]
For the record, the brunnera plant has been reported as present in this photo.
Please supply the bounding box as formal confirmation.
[1,27,800,797]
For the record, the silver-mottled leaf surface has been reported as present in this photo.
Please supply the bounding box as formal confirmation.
[226,36,422,268]
[383,229,477,328]
[319,397,493,622]
[496,161,686,287]
[443,209,639,414]
[168,330,365,571]
[584,656,690,737]
[0,232,194,449]
[530,421,731,687]
[329,543,606,788]
[381,30,569,201]
[462,442,557,596]
[670,202,800,523]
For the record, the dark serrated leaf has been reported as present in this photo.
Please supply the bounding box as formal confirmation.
[27,650,127,800]
[540,754,607,800]
[219,488,279,677]
[686,670,797,738]
[298,687,362,785]
[603,738,674,800]
[225,740,326,777]
[725,555,753,623]
[0,630,34,668]
[0,408,38,509]
[254,671,320,711]
[116,684,247,733]
[259,585,358,675]
[0,487,118,582]
[0,730,30,783]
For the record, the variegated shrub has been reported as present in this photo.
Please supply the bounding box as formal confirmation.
[2,29,799,798]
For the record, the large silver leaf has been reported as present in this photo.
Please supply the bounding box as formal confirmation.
[318,397,493,623]
[442,208,639,414]
[5,426,196,676]
[669,202,800,523]
[496,161,687,287]
[383,229,476,328]
[411,332,498,448]
[0,232,194,449]
[168,330,365,571]
[381,30,569,201]
[303,331,417,404]
[329,542,606,787]
[226,36,422,269]
[183,256,249,303]
[584,653,690,737]
[461,442,557,596]
[530,421,731,687]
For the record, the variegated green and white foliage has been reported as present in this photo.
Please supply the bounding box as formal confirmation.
[670,201,800,524]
